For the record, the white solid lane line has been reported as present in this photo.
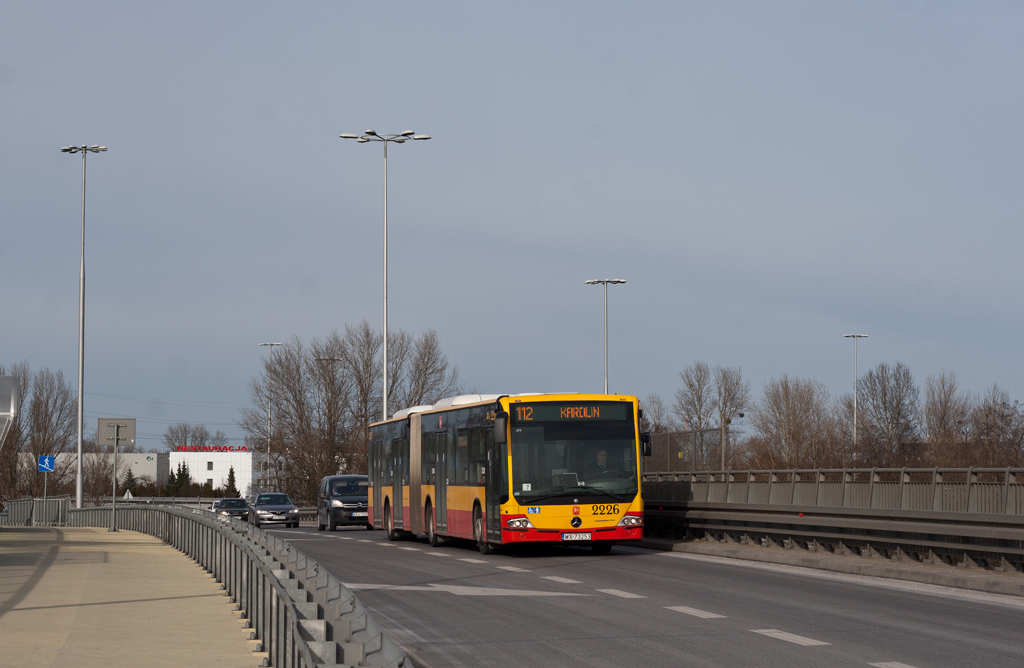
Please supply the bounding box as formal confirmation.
[665,605,725,619]
[459,558,487,564]
[596,589,646,599]
[497,566,529,572]
[542,576,582,584]
[868,663,919,668]
[751,629,830,646]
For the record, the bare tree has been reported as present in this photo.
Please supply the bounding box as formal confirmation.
[25,368,78,497]
[746,375,832,469]
[968,384,1024,467]
[858,362,920,466]
[211,430,229,448]
[236,322,462,502]
[923,372,972,467]
[673,362,717,466]
[401,329,461,408]
[163,423,193,450]
[640,393,676,434]
[714,365,750,468]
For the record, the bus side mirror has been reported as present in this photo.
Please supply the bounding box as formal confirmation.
[493,411,508,445]
[641,432,652,457]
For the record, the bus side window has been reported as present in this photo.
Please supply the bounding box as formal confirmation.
[469,429,485,485]
[456,430,469,485]
[422,433,435,485]
[384,439,394,485]
[446,430,457,485]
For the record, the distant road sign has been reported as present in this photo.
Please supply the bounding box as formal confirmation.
[38,456,55,472]
[97,418,136,449]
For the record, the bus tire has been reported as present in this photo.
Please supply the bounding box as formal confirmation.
[592,542,613,555]
[427,505,442,547]
[385,503,400,541]
[474,506,492,555]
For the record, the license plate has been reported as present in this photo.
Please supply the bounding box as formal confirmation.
[561,532,591,541]
[351,512,368,517]
[272,515,286,520]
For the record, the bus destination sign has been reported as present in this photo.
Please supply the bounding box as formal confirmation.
[510,402,631,423]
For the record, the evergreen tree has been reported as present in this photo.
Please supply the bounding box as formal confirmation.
[123,468,137,494]
[164,467,178,496]
[224,466,239,497]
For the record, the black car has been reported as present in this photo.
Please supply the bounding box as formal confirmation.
[211,497,249,521]
[248,492,300,528]
[316,475,372,531]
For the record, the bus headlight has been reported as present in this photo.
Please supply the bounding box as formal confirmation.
[506,517,535,530]
[617,515,644,527]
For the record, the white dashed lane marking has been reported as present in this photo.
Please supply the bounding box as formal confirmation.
[596,589,645,599]
[426,552,450,557]
[665,605,725,619]
[400,547,421,551]
[542,576,582,584]
[751,629,830,646]
[459,558,487,564]
[343,583,589,597]
[357,540,373,543]
[497,566,529,572]
[869,663,919,668]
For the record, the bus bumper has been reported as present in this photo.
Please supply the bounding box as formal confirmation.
[500,525,643,544]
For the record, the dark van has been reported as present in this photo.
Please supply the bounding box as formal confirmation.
[316,475,372,531]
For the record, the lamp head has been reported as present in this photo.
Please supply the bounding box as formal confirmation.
[364,129,377,136]
[412,134,431,140]
[340,133,359,139]
[400,130,415,136]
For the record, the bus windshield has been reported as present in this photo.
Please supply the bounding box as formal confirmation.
[510,410,638,504]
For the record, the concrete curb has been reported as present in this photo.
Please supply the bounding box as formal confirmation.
[638,538,1024,598]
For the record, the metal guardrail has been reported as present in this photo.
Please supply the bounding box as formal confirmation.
[643,468,1024,573]
[66,504,407,668]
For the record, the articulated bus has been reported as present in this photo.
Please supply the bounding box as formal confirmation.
[367,393,651,554]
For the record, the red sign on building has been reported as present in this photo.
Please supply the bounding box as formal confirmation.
[174,445,248,452]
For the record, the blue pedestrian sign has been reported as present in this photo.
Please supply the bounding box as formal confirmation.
[38,456,54,472]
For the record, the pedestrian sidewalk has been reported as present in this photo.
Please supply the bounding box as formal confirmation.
[0,527,258,668]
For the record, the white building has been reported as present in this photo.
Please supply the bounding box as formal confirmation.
[169,448,253,497]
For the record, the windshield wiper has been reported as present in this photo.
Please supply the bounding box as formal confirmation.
[575,488,630,502]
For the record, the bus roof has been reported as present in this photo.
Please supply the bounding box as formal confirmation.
[372,393,637,426]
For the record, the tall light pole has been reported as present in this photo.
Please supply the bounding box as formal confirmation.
[259,342,283,490]
[340,130,430,420]
[584,279,626,394]
[843,334,868,463]
[61,144,107,509]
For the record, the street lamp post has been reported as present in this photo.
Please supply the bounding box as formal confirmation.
[584,279,626,394]
[843,334,869,463]
[61,144,107,509]
[340,130,430,420]
[259,342,283,490]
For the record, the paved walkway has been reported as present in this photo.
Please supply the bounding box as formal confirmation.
[0,527,257,668]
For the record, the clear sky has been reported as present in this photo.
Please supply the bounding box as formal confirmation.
[3,2,1023,449]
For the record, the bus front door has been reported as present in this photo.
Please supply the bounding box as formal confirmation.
[484,431,503,542]
[391,437,404,530]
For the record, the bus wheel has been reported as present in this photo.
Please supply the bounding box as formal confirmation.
[427,505,441,547]
[592,542,613,555]
[385,503,400,541]
[474,507,492,555]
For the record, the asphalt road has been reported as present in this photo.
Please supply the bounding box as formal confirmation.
[263,526,1024,668]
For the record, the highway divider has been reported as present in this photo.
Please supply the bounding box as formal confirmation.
[68,504,407,668]
[643,467,1024,572]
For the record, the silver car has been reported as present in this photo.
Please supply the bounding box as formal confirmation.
[248,493,300,528]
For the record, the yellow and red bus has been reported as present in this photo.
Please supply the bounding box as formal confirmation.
[367,393,651,554]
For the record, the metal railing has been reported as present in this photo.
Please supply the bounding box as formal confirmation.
[66,504,406,668]
[642,468,1024,572]
[0,496,71,526]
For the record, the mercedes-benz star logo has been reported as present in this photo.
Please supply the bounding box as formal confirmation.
[571,517,582,528]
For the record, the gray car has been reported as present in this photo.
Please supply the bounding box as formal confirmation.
[211,497,249,522]
[316,475,372,531]
[248,492,300,528]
